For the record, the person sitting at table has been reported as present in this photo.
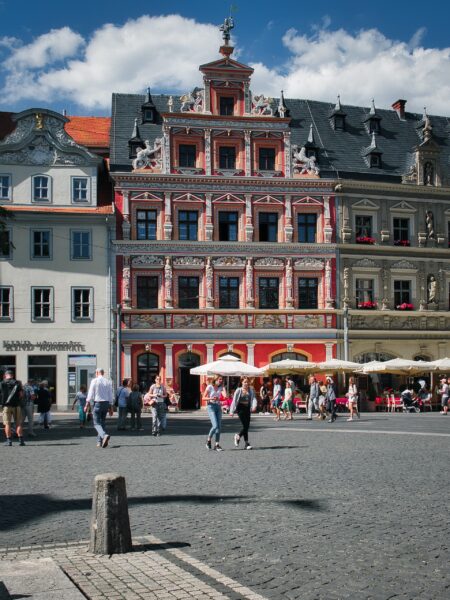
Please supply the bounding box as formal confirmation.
[400,385,419,412]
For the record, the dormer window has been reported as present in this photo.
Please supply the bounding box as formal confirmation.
[305,147,316,159]
[141,87,156,124]
[333,115,345,130]
[329,95,346,131]
[364,100,382,135]
[369,119,380,134]
[128,118,143,159]
[219,96,234,116]
[370,154,381,168]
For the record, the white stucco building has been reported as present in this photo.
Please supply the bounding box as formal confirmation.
[0,108,114,408]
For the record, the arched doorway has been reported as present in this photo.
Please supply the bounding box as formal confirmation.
[137,352,159,392]
[178,353,200,410]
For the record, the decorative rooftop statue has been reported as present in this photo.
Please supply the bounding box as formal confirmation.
[219,16,234,45]
[292,145,320,176]
[132,138,163,170]
[180,89,204,113]
[251,94,273,117]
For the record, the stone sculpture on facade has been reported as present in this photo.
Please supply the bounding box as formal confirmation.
[205,257,214,309]
[285,259,293,308]
[246,258,254,308]
[132,138,163,170]
[251,94,274,116]
[180,89,204,112]
[428,275,437,304]
[292,145,320,176]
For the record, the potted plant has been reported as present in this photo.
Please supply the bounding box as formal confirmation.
[396,302,414,310]
[394,239,410,247]
[357,301,377,309]
[356,236,376,244]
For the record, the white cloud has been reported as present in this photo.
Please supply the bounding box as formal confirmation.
[1,17,450,116]
[5,27,84,69]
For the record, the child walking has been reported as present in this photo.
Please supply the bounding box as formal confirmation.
[72,384,88,428]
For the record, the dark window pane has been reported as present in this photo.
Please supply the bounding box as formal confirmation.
[73,288,91,319]
[394,280,411,306]
[356,279,374,306]
[355,215,372,238]
[33,231,50,258]
[219,97,234,116]
[259,212,278,242]
[137,276,158,309]
[259,148,275,171]
[179,276,199,309]
[136,210,157,240]
[219,277,239,308]
[219,146,236,170]
[298,278,318,309]
[0,288,11,318]
[298,214,317,243]
[218,211,238,241]
[179,144,196,168]
[179,211,198,241]
[0,230,11,258]
[259,277,279,309]
[393,218,409,242]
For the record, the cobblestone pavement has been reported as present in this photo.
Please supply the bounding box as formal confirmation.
[1,412,449,599]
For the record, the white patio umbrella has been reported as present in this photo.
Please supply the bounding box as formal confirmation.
[262,359,318,375]
[358,358,436,375]
[314,358,361,373]
[190,353,265,377]
[429,358,450,371]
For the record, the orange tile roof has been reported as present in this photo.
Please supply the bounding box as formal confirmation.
[65,116,111,148]
[2,204,114,215]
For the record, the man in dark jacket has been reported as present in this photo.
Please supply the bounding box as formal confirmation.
[326,376,338,422]
[1,370,25,446]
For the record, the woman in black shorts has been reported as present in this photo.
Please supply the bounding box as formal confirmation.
[230,377,257,450]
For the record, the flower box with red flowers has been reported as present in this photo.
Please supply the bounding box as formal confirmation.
[396,303,414,311]
[358,301,377,309]
[394,240,410,247]
[356,236,375,244]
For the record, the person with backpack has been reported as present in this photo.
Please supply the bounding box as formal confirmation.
[146,375,168,437]
[1,370,25,446]
[116,378,132,430]
[129,384,143,431]
[259,378,271,414]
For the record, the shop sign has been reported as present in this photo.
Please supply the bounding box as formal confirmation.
[3,340,86,352]
[68,354,96,367]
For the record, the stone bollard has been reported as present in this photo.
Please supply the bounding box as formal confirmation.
[89,473,132,554]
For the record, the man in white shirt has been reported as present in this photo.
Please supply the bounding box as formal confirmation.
[85,369,114,447]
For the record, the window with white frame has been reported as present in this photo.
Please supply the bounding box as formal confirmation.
[72,288,93,321]
[71,230,91,259]
[0,287,12,320]
[355,215,373,238]
[394,280,411,307]
[355,278,375,306]
[0,229,11,259]
[32,287,53,321]
[31,230,51,259]
[0,175,11,201]
[72,177,89,203]
[32,175,51,202]
[393,217,410,243]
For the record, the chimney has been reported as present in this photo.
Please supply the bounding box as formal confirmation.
[392,99,406,120]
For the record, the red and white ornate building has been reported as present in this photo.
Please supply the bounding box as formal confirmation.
[110,35,338,407]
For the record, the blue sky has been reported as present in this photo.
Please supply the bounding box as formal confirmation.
[1,0,450,115]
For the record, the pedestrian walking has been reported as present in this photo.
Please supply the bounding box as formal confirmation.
[129,384,143,430]
[36,381,52,429]
[203,376,226,451]
[116,378,132,430]
[259,378,271,414]
[22,379,37,437]
[85,369,114,447]
[346,376,360,421]
[307,376,320,420]
[230,376,258,450]
[272,377,283,421]
[326,376,337,422]
[281,379,294,420]
[147,375,168,436]
[1,370,25,446]
[438,377,449,415]
[72,385,87,428]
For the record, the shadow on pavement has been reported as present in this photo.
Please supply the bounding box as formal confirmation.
[0,493,326,532]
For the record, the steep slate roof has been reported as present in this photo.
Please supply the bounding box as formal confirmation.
[110,92,450,182]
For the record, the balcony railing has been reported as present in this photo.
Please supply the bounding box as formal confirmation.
[122,309,336,330]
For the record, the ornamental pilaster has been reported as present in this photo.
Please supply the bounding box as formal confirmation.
[123,344,132,378]
[122,256,131,308]
[205,193,213,241]
[205,257,214,309]
[284,195,293,242]
[325,258,334,309]
[164,344,174,379]
[381,263,390,310]
[206,343,214,363]
[204,128,212,175]
[244,130,252,176]
[162,125,171,174]
[283,131,291,178]
[323,196,332,243]
[246,343,255,365]
[341,201,352,243]
[343,266,350,309]
[164,256,173,309]
[163,192,172,240]
[203,79,212,114]
[245,194,254,242]
[380,200,390,243]
[243,81,251,115]
[245,257,255,308]
[285,258,294,309]
[122,191,131,240]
